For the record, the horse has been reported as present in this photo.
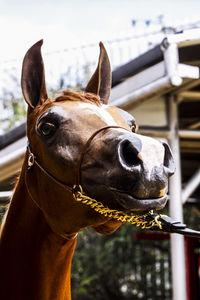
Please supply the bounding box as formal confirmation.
[0,40,175,300]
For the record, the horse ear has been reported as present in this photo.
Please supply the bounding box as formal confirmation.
[85,42,111,104]
[21,39,48,108]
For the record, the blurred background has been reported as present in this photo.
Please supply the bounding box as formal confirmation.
[1,1,200,299]
[1,0,200,132]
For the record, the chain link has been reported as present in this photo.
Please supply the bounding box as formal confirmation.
[72,185,163,230]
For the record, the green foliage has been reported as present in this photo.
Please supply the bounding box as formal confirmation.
[71,205,200,300]
[71,224,172,300]
[0,75,27,132]
[6,97,26,130]
[0,74,87,133]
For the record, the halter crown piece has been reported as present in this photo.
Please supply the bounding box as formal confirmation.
[26,125,200,238]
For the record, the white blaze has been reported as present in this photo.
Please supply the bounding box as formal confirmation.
[77,102,118,126]
[138,134,165,178]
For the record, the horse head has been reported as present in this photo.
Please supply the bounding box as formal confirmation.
[22,40,175,238]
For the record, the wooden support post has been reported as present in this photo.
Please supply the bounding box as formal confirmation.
[168,95,187,300]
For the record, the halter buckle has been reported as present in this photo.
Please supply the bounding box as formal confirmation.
[27,152,35,172]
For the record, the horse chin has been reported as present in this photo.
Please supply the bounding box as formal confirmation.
[92,220,122,235]
[110,189,168,213]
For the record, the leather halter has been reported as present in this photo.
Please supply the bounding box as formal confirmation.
[26,125,200,239]
[26,124,159,231]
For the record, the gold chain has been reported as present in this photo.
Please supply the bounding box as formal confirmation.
[72,185,163,230]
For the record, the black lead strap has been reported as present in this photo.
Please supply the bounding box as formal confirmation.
[148,214,200,238]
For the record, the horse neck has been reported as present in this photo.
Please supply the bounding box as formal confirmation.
[0,160,77,300]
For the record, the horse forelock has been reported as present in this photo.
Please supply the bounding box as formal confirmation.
[54,89,101,106]
[26,89,102,132]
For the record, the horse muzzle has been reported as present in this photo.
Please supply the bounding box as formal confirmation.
[108,134,175,211]
[108,187,168,212]
[81,130,175,213]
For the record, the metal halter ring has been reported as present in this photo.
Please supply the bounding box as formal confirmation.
[28,153,35,167]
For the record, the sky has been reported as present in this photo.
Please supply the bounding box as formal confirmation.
[0,0,200,132]
[1,0,200,62]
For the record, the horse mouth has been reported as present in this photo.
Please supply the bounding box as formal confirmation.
[109,188,168,212]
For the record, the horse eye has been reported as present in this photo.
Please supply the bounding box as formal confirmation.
[38,122,56,136]
[131,123,138,133]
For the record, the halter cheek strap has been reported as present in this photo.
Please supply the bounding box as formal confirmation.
[27,149,73,193]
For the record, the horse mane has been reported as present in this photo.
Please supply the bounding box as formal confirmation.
[54,89,101,106]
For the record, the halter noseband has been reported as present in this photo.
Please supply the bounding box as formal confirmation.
[26,125,200,238]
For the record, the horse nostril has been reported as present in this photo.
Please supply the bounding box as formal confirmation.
[119,140,142,168]
[162,142,175,176]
